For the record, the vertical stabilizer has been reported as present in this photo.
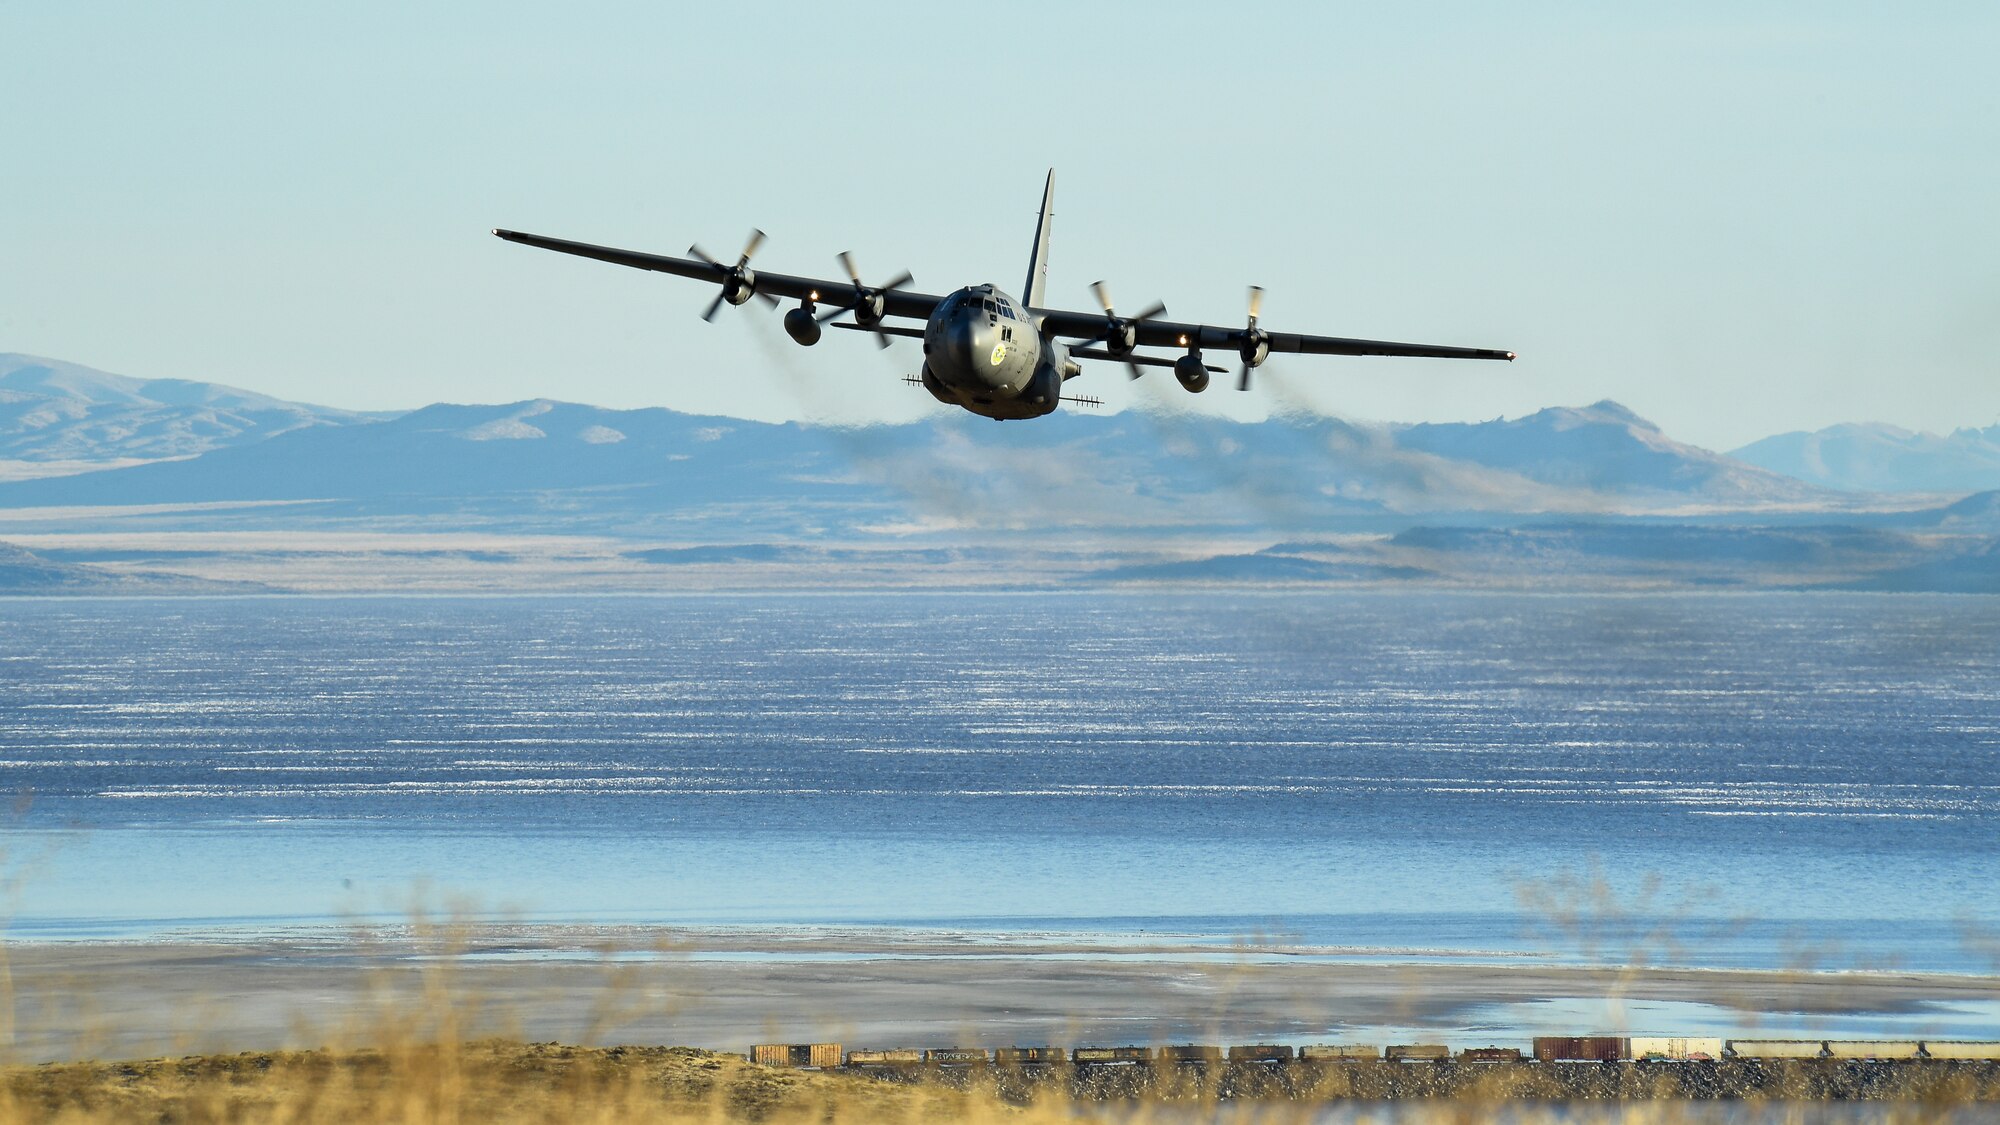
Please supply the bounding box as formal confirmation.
[1023,169,1054,309]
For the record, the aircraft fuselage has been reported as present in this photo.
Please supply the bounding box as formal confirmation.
[917,284,1070,420]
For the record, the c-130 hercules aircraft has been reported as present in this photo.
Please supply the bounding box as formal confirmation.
[494,171,1513,421]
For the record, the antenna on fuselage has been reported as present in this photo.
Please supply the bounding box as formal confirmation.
[1023,169,1054,310]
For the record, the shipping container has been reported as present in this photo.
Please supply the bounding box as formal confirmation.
[1822,1041,1923,1060]
[846,1048,924,1066]
[1386,1044,1451,1062]
[1629,1037,1723,1061]
[1920,1041,2000,1060]
[1460,1047,1523,1063]
[1156,1045,1225,1064]
[994,1047,1066,1065]
[1534,1037,1627,1063]
[923,1048,990,1065]
[1073,1046,1151,1064]
[1727,1040,1826,1059]
[1300,1044,1381,1061]
[1227,1045,1295,1062]
[750,1043,842,1068]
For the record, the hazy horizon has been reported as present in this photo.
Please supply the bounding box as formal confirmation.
[8,348,1998,457]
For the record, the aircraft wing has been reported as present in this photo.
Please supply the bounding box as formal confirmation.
[1034,307,1514,363]
[491,230,945,321]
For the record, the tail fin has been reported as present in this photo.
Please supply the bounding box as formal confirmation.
[1023,169,1053,309]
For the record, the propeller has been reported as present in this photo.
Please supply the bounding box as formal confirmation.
[1236,285,1270,391]
[688,229,780,322]
[1070,281,1167,379]
[815,252,914,349]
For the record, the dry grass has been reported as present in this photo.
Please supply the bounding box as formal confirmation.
[0,1041,998,1125]
[5,1042,1997,1124]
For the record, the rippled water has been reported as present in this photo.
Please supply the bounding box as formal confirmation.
[1,592,1995,969]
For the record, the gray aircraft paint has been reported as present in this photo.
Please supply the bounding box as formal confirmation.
[917,284,1070,421]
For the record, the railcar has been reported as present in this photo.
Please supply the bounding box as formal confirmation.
[1630,1037,1723,1061]
[1156,1045,1225,1065]
[1821,1041,1923,1060]
[1072,1046,1151,1064]
[1227,1045,1294,1063]
[847,1048,925,1066]
[1727,1040,1827,1059]
[1534,1037,1627,1063]
[924,1048,990,1065]
[1919,1041,2000,1060]
[750,1043,842,1068]
[993,1046,1065,1064]
[1300,1044,1381,1061]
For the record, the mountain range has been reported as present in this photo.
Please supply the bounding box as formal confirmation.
[0,353,386,464]
[1731,422,2000,493]
[2,353,1997,593]
[0,355,1853,534]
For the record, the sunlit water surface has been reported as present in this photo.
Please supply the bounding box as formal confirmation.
[2,593,1995,975]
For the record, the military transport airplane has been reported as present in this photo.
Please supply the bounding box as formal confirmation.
[493,171,1514,422]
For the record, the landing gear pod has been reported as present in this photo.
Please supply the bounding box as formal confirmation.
[1174,352,1210,393]
[783,307,822,346]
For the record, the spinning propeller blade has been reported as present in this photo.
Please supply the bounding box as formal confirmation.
[815,252,914,348]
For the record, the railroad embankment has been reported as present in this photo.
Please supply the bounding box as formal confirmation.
[6,1042,1999,1123]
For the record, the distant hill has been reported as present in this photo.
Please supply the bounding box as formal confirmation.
[1396,400,1826,504]
[0,353,387,463]
[1838,540,2000,593]
[1091,521,1981,591]
[0,540,250,594]
[0,393,1850,537]
[1731,422,2000,493]
[0,397,917,529]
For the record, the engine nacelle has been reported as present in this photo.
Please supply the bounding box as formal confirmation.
[783,307,822,346]
[722,268,757,307]
[1239,335,1269,369]
[1174,353,1210,393]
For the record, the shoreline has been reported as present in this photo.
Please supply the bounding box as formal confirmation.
[6,925,1998,1065]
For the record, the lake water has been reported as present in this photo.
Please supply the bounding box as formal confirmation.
[1,592,1995,973]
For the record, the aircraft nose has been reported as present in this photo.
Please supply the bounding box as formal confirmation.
[945,315,985,373]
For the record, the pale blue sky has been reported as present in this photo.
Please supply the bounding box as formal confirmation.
[6,2,1995,449]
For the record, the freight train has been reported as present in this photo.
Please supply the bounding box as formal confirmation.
[751,1037,2000,1069]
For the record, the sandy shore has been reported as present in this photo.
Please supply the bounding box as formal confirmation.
[5,925,1997,1063]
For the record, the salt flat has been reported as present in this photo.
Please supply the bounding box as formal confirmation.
[7,927,1998,1063]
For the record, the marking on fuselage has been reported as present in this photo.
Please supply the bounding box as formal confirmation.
[989,341,1008,366]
